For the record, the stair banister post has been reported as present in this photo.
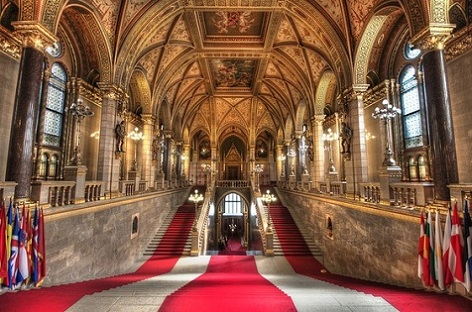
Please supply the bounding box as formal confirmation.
[190,225,199,256]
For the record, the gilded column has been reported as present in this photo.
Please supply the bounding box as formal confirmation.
[7,23,56,200]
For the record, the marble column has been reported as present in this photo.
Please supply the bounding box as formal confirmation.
[6,21,58,201]
[422,49,458,202]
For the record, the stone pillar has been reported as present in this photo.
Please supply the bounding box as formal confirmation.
[412,23,457,203]
[96,84,127,197]
[295,132,303,181]
[141,114,155,187]
[64,165,87,204]
[345,85,369,197]
[7,23,56,201]
[276,144,284,181]
[311,115,325,190]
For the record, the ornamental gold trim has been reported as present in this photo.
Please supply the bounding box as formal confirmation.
[0,27,21,60]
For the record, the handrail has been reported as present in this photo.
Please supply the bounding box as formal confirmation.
[191,180,215,256]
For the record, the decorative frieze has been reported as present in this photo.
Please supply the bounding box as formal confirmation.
[12,21,57,51]
[0,27,21,60]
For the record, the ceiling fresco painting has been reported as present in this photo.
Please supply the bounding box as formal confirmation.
[212,59,256,89]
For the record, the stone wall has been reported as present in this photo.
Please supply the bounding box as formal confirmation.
[447,49,472,184]
[43,189,188,285]
[0,54,19,181]
[279,190,422,288]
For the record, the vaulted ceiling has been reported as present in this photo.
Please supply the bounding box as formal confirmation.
[56,0,421,141]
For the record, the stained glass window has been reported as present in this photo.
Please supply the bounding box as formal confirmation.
[43,63,67,147]
[399,65,423,149]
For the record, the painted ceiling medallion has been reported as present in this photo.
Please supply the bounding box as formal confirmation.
[213,12,255,34]
[212,59,255,88]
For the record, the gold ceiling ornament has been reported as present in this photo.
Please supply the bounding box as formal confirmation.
[0,27,21,60]
[12,21,57,52]
[445,27,472,61]
[410,23,455,51]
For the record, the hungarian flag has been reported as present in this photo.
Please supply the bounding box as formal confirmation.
[463,200,472,291]
[33,207,46,286]
[443,207,452,286]
[445,202,464,285]
[434,210,445,290]
[8,207,20,288]
[423,211,435,286]
[0,201,7,283]
[418,211,425,279]
[16,204,30,285]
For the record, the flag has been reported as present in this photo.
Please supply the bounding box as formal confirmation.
[443,207,452,286]
[8,207,20,288]
[25,207,33,285]
[0,201,7,283]
[446,202,464,286]
[423,210,435,286]
[2,199,13,287]
[463,200,472,291]
[434,210,445,290]
[33,207,46,286]
[418,211,425,280]
[16,204,30,285]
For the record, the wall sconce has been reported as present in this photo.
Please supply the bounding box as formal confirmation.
[322,128,338,172]
[372,99,401,166]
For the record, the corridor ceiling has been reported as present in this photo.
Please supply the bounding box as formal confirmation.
[60,0,408,140]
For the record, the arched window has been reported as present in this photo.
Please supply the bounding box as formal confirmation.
[399,65,423,149]
[223,192,243,215]
[39,153,48,178]
[48,154,58,178]
[43,63,67,147]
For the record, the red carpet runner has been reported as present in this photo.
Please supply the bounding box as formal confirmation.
[0,204,195,312]
[269,203,472,312]
[159,255,296,312]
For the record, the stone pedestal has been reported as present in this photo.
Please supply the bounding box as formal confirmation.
[379,165,402,205]
[64,165,87,204]
[155,172,165,190]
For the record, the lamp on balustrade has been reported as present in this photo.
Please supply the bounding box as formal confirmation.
[322,128,338,173]
[372,99,401,166]
[189,189,204,217]
[261,189,276,231]
[69,99,94,165]
[128,127,144,170]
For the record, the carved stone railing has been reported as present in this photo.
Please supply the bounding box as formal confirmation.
[31,180,76,207]
[359,182,381,203]
[0,181,17,201]
[216,180,249,188]
[84,181,105,202]
[390,182,434,208]
[120,180,136,196]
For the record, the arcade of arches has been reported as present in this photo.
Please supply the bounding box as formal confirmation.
[2,0,472,300]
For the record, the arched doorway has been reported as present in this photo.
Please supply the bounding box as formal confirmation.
[215,192,251,254]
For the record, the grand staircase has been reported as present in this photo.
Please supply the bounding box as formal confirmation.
[270,203,323,260]
[143,204,194,256]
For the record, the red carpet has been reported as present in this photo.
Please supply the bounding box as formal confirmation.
[0,204,194,312]
[159,255,296,312]
[218,237,247,255]
[270,203,472,312]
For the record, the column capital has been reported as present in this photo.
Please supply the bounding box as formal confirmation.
[12,21,57,52]
[410,24,455,51]
[141,114,156,125]
[97,83,129,116]
[310,114,325,125]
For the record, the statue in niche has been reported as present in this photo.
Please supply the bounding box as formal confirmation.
[340,122,353,154]
[115,121,126,152]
